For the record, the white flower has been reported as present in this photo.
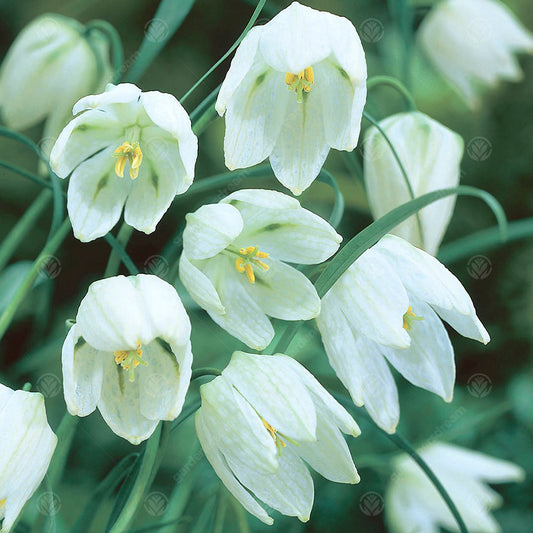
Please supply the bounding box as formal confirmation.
[0,14,111,155]
[386,442,525,533]
[50,83,198,242]
[316,234,489,433]
[216,1,367,195]
[0,385,57,533]
[196,351,360,525]
[62,274,192,444]
[179,189,342,350]
[418,0,533,109]
[364,111,464,255]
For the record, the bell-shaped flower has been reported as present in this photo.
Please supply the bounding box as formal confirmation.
[418,0,533,109]
[0,14,112,157]
[0,384,57,533]
[62,274,192,444]
[216,1,367,195]
[196,351,360,524]
[316,234,490,433]
[179,189,342,350]
[364,111,464,255]
[385,442,525,533]
[50,83,198,242]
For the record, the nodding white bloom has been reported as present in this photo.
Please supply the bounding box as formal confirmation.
[316,234,489,433]
[179,189,342,350]
[364,111,464,255]
[196,351,360,525]
[0,14,111,155]
[418,0,533,109]
[216,1,367,195]
[50,83,198,242]
[62,274,192,444]
[386,442,525,533]
[0,385,57,533]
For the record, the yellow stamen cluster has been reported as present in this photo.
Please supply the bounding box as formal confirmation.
[285,66,314,103]
[262,418,286,456]
[403,306,424,330]
[113,141,143,179]
[113,341,147,382]
[235,246,269,284]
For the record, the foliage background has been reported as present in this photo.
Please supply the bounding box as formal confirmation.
[0,0,532,531]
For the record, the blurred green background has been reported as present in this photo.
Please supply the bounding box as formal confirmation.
[1,0,532,531]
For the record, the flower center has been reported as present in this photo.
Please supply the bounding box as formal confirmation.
[262,418,286,456]
[235,246,269,284]
[285,67,314,103]
[113,141,143,179]
[113,341,147,382]
[403,306,424,330]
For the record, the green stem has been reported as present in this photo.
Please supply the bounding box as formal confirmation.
[190,85,221,136]
[103,232,139,275]
[85,20,124,83]
[171,401,201,433]
[47,412,79,488]
[367,75,417,110]
[108,424,162,533]
[0,190,52,271]
[104,222,134,277]
[180,0,267,103]
[0,160,52,189]
[192,367,222,381]
[0,217,71,343]
[22,382,32,391]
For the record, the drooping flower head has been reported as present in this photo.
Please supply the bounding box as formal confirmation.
[317,234,490,432]
[62,274,193,444]
[386,442,525,533]
[51,83,198,242]
[196,352,360,524]
[0,385,57,533]
[364,111,464,255]
[418,0,533,108]
[216,1,367,195]
[179,189,342,349]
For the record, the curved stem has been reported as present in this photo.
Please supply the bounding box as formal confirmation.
[192,367,222,381]
[85,20,124,83]
[0,217,71,343]
[108,424,162,533]
[180,0,267,103]
[190,84,221,136]
[104,222,134,277]
[0,190,52,271]
[367,75,417,111]
[0,160,52,190]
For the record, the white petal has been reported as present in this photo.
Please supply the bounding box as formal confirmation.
[50,109,122,178]
[222,189,300,210]
[141,92,198,181]
[76,276,145,351]
[61,325,104,417]
[97,355,159,444]
[66,145,130,242]
[183,203,243,260]
[269,88,329,195]
[245,258,320,320]
[223,351,317,442]
[216,26,264,115]
[203,256,274,350]
[223,63,288,170]
[179,255,225,314]
[73,82,141,114]
[381,299,455,402]
[195,409,273,525]
[375,235,490,343]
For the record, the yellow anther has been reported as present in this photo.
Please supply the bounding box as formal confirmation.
[113,141,143,179]
[0,497,5,508]
[403,306,424,330]
[262,418,286,455]
[113,341,147,382]
[235,247,269,284]
[285,66,314,102]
